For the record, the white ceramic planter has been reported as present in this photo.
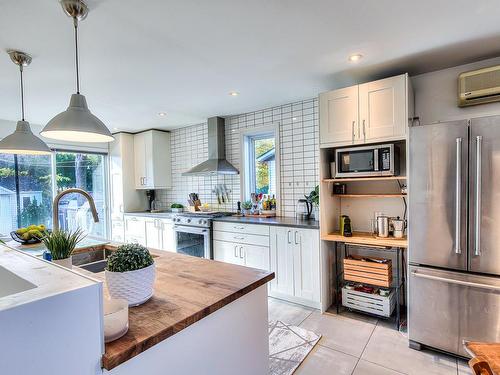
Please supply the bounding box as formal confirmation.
[52,256,73,269]
[105,264,156,306]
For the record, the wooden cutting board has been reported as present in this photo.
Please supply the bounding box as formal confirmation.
[465,342,500,375]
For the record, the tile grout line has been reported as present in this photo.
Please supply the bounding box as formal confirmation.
[350,323,377,375]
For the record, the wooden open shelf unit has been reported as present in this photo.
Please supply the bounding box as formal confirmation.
[332,194,406,198]
[322,176,407,183]
[321,231,408,248]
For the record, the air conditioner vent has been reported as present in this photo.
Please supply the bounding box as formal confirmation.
[458,65,500,107]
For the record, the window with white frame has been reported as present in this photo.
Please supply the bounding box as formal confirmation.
[0,150,108,239]
[241,125,280,210]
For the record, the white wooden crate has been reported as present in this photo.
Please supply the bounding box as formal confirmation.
[342,287,395,317]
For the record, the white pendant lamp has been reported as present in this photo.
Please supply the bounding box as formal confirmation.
[41,0,114,143]
[0,51,51,155]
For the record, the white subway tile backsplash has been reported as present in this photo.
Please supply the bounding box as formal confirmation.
[160,98,319,217]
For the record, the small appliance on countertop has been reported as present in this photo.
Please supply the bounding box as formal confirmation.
[340,215,352,237]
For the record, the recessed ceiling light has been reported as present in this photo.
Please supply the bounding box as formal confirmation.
[292,117,297,121]
[348,54,363,62]
[229,91,239,96]
[158,112,167,117]
[113,127,119,131]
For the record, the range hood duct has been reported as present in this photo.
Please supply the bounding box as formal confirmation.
[182,117,239,176]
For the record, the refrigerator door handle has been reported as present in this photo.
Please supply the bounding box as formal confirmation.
[455,137,462,254]
[411,270,500,292]
[475,135,483,256]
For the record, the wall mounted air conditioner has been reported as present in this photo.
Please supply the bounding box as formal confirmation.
[458,65,500,107]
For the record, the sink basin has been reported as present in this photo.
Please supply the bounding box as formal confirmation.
[0,265,37,298]
[80,260,107,273]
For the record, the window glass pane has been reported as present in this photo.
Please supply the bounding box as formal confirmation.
[17,155,53,229]
[55,152,107,238]
[254,137,275,195]
[0,154,17,235]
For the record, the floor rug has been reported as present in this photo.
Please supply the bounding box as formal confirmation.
[269,320,321,375]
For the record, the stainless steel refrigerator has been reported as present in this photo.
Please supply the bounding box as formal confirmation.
[408,116,500,357]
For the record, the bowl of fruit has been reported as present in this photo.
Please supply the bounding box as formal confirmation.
[11,224,49,245]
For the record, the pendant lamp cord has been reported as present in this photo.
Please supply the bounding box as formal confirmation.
[19,65,25,121]
[74,17,80,94]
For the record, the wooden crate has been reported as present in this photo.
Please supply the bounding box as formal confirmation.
[343,255,392,287]
[342,287,395,317]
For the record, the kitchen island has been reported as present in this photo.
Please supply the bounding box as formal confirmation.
[97,244,274,374]
[0,242,274,375]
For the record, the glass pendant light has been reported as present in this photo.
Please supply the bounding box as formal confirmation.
[41,0,114,143]
[0,50,51,155]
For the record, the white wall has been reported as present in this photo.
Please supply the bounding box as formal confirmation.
[0,119,109,153]
[157,99,320,218]
[412,56,500,124]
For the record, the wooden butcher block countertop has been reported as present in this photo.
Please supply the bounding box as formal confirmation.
[96,246,274,370]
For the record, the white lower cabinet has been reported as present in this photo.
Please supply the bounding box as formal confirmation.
[160,219,175,252]
[269,226,320,308]
[242,243,270,270]
[145,219,162,250]
[213,240,245,266]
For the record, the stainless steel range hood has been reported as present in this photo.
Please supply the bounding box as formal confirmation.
[182,117,239,176]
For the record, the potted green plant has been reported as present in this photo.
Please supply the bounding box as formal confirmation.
[105,243,155,306]
[42,228,86,269]
[170,203,184,213]
[306,185,320,221]
[241,200,253,215]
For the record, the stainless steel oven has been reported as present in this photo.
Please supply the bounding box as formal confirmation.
[334,143,399,178]
[173,224,211,259]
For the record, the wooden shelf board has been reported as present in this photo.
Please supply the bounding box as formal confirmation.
[332,194,406,198]
[322,176,407,183]
[321,231,408,248]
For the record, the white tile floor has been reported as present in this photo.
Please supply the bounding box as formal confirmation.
[268,298,470,375]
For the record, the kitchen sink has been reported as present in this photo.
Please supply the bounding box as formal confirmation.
[79,260,107,273]
[0,265,37,298]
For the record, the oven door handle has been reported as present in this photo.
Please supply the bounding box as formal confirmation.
[174,225,208,235]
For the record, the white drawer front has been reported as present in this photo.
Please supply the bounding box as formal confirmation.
[213,230,269,247]
[213,221,270,236]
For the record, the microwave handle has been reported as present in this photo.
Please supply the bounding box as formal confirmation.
[374,148,379,171]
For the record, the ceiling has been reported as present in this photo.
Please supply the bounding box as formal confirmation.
[1,0,500,132]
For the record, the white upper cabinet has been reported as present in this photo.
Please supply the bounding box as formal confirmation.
[134,130,172,189]
[320,85,359,146]
[320,73,411,147]
[359,74,407,142]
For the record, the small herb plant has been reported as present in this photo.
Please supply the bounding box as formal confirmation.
[306,185,319,206]
[171,203,184,208]
[106,243,154,273]
[242,200,253,210]
[42,229,86,260]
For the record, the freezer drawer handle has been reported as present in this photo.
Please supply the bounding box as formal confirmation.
[411,270,500,292]
[455,137,462,254]
[474,135,482,256]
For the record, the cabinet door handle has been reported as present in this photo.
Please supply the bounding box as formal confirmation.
[234,236,245,240]
[294,231,299,245]
[233,226,245,230]
[239,246,244,259]
[234,245,238,258]
[352,121,356,144]
[362,119,366,142]
[287,230,291,244]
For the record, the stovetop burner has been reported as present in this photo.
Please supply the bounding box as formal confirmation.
[173,212,234,227]
[176,212,234,219]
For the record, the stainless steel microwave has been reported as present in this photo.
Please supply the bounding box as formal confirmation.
[334,144,399,178]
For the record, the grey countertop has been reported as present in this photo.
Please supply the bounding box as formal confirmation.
[124,211,176,219]
[213,215,319,229]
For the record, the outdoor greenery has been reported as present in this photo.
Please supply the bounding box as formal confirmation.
[106,243,154,273]
[255,138,274,194]
[0,152,102,230]
[42,228,86,260]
